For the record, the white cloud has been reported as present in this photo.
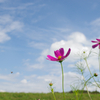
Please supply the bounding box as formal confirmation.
[44,79,52,82]
[0,15,12,24]
[29,41,47,49]
[0,15,23,42]
[35,32,98,78]
[36,49,49,63]
[90,18,100,26]
[45,32,91,62]
[2,3,34,10]
[51,27,70,33]
[36,56,45,63]
[16,72,20,75]
[0,32,11,43]
[7,21,23,31]
[24,59,44,70]
[0,0,5,3]
[0,90,5,92]
[21,79,27,84]
[41,49,49,56]
[0,73,20,81]
[29,64,44,69]
[0,15,24,32]
[90,18,100,34]
[25,75,36,80]
[42,32,99,73]
[68,32,87,43]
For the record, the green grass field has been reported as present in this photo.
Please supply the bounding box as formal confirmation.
[0,91,99,100]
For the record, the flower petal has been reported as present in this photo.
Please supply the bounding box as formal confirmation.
[91,40,99,43]
[99,45,100,49]
[96,39,100,42]
[92,44,99,48]
[63,48,71,59]
[46,55,58,61]
[54,50,61,58]
[59,48,64,56]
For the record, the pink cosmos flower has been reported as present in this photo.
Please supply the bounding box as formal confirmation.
[91,39,100,49]
[46,48,71,62]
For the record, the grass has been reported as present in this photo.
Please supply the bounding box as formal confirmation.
[0,91,99,100]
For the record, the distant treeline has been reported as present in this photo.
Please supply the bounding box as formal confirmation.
[54,90,100,94]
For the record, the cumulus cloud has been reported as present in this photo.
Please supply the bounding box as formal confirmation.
[0,32,11,43]
[41,32,91,62]
[36,32,96,73]
[21,79,27,84]
[68,32,87,43]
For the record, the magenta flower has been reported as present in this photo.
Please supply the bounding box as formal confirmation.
[46,48,71,62]
[91,39,100,49]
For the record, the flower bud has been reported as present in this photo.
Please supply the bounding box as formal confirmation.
[94,73,98,77]
[49,82,53,86]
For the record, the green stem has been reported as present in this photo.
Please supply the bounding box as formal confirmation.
[98,49,100,73]
[84,58,100,88]
[52,93,56,100]
[50,87,56,100]
[82,75,92,100]
[76,92,78,100]
[60,62,66,100]
[79,75,94,100]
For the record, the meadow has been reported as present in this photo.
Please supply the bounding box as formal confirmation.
[0,91,100,100]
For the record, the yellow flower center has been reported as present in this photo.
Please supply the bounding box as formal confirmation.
[58,56,62,60]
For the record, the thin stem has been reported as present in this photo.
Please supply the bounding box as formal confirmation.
[84,58,100,88]
[98,49,100,73]
[76,92,78,100]
[52,92,56,100]
[60,62,66,100]
[50,87,56,100]
[82,75,92,100]
[79,75,94,100]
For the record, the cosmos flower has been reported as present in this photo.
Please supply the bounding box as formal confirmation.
[46,48,71,62]
[91,39,100,49]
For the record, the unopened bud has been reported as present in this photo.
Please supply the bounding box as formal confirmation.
[49,83,53,86]
[94,73,98,77]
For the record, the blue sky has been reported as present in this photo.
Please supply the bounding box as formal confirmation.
[0,0,100,93]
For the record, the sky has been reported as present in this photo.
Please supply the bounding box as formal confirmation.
[0,0,100,93]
